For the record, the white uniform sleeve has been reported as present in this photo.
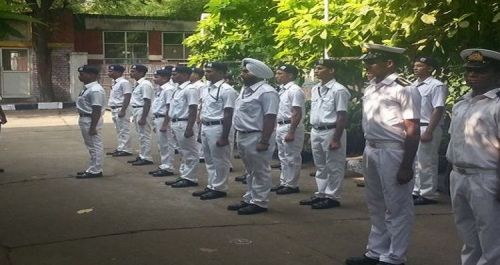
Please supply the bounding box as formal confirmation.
[90,90,105,107]
[335,89,351,112]
[260,91,279,115]
[122,80,133,94]
[222,87,238,109]
[290,88,305,108]
[400,86,421,120]
[185,88,199,106]
[142,83,154,100]
[431,83,448,108]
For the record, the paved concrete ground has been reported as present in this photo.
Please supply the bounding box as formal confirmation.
[0,109,461,265]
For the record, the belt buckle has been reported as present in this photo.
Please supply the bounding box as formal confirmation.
[368,142,376,148]
[456,167,467,174]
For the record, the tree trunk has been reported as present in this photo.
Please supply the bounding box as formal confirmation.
[27,0,55,102]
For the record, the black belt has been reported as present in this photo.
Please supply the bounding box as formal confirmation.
[110,106,122,109]
[79,113,92,117]
[154,114,166,118]
[237,130,261,134]
[132,105,143,108]
[312,124,336,130]
[171,118,188,122]
[420,122,429,126]
[202,120,223,126]
[277,120,291,125]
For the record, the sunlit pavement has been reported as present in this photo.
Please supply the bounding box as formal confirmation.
[0,109,460,265]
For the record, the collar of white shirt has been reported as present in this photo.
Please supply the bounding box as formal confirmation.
[114,76,125,83]
[281,81,295,90]
[464,87,500,100]
[178,81,190,89]
[247,80,266,92]
[319,78,336,89]
[370,73,398,87]
[211,79,225,89]
[84,81,98,89]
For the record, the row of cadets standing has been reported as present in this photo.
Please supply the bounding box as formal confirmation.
[149,66,176,177]
[164,66,201,188]
[106,65,133,157]
[127,64,155,166]
[192,62,238,200]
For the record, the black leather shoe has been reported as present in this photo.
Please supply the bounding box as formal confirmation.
[200,190,227,200]
[106,150,119,155]
[413,195,438,206]
[192,188,210,197]
[76,172,103,179]
[165,178,182,186]
[234,174,247,182]
[227,201,249,211]
[77,171,86,175]
[241,179,247,184]
[199,158,205,163]
[112,151,133,157]
[299,196,323,205]
[345,255,379,265]
[276,186,300,195]
[311,198,341,209]
[271,163,281,169]
[0,168,4,173]
[171,179,198,188]
[309,171,316,177]
[237,204,268,215]
[270,185,285,192]
[127,156,141,163]
[149,169,161,175]
[230,167,233,172]
[132,159,154,166]
[152,169,175,177]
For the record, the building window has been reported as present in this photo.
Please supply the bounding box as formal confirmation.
[104,31,148,64]
[163,32,192,60]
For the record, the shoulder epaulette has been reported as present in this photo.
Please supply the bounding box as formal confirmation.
[395,77,411,86]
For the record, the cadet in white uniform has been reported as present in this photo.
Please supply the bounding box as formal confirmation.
[106,64,133,157]
[0,96,7,173]
[227,58,279,215]
[192,62,238,200]
[411,56,448,205]
[271,64,305,195]
[127,64,154,166]
[164,66,200,188]
[75,65,106,178]
[447,49,500,265]
[300,59,350,209]
[346,44,421,265]
[150,66,176,177]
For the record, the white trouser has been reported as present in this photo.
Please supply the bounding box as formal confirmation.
[111,107,131,153]
[311,128,346,200]
[79,116,104,174]
[171,121,199,182]
[238,131,276,208]
[201,124,233,191]
[450,169,500,265]
[153,117,175,171]
[132,108,152,161]
[363,144,414,265]
[276,124,304,188]
[413,126,442,199]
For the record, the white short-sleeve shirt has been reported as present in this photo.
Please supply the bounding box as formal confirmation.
[200,80,238,122]
[191,80,206,100]
[233,81,279,131]
[362,73,421,143]
[411,76,448,124]
[108,77,133,107]
[277,81,306,123]
[131,77,154,107]
[446,88,500,169]
[152,82,175,115]
[310,79,351,126]
[76,81,106,114]
[168,81,199,119]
